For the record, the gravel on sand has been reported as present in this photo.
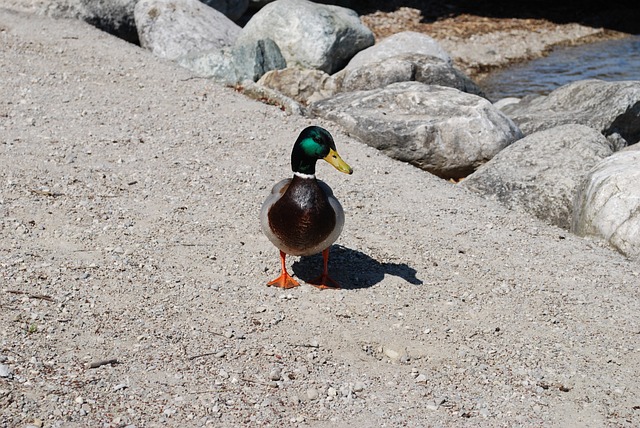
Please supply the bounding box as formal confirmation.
[1,8,639,427]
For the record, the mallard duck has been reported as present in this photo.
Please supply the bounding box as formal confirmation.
[260,126,353,289]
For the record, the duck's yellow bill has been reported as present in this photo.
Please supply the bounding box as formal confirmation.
[324,148,353,174]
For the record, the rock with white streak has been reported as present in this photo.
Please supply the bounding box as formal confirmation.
[572,148,640,260]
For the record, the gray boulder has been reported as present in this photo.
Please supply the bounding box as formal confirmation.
[572,148,640,260]
[236,0,374,74]
[462,125,614,229]
[345,31,452,69]
[5,0,247,43]
[232,39,286,81]
[310,82,522,179]
[179,38,285,83]
[500,79,640,148]
[5,0,139,42]
[200,0,249,21]
[135,0,241,61]
[335,53,483,96]
[178,49,236,81]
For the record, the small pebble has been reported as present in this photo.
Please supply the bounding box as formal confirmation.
[0,364,11,378]
[306,388,319,400]
[415,374,428,384]
[383,347,400,360]
[288,394,300,405]
[425,401,439,411]
[269,367,282,381]
[113,383,128,392]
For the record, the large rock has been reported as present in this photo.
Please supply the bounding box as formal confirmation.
[135,0,241,61]
[5,0,139,42]
[310,82,522,179]
[236,0,374,74]
[179,38,285,83]
[4,0,247,43]
[500,79,640,148]
[231,38,286,81]
[572,148,640,260]
[335,53,483,96]
[257,67,338,104]
[345,31,452,69]
[462,125,614,229]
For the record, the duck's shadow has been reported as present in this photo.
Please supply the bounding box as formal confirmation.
[292,245,422,290]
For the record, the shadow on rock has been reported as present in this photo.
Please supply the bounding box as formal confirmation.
[292,244,422,290]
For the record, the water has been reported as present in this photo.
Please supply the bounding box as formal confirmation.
[480,35,640,101]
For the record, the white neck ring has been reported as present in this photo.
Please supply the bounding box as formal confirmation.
[294,172,315,179]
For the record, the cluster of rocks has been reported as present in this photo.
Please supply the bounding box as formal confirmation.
[16,0,638,258]
[133,0,510,179]
[463,80,640,261]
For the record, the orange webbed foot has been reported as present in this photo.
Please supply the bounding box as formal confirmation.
[267,272,300,289]
[266,250,300,288]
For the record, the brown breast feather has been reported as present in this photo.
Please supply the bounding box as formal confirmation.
[268,177,336,253]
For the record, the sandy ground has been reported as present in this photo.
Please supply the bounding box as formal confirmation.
[1,9,640,428]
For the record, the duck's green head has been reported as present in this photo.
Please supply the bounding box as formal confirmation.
[291,126,353,176]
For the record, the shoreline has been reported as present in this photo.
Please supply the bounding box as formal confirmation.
[362,8,631,79]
